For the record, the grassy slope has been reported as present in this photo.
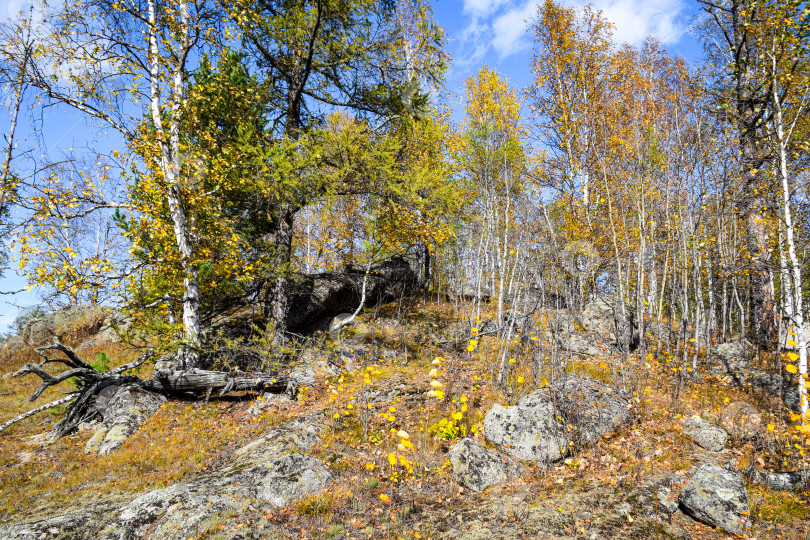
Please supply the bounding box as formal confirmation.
[0,299,807,539]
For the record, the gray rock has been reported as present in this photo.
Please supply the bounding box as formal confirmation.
[720,401,762,441]
[0,335,26,358]
[579,299,616,337]
[116,419,330,538]
[85,386,166,455]
[484,375,631,463]
[235,426,322,458]
[708,339,752,375]
[0,505,118,539]
[559,332,612,357]
[329,312,356,332]
[683,416,727,452]
[547,314,575,340]
[19,303,113,347]
[678,464,750,535]
[746,369,801,412]
[483,388,569,463]
[252,452,332,507]
[578,299,638,350]
[551,374,631,445]
[448,437,523,492]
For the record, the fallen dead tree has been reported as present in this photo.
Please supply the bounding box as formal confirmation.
[0,339,292,438]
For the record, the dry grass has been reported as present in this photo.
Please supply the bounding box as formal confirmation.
[0,299,808,538]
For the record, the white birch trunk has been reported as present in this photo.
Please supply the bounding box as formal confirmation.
[148,0,200,363]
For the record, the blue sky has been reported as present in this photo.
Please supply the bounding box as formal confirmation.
[0,0,705,333]
[436,0,703,101]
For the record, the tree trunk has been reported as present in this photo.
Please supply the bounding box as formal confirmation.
[732,0,776,348]
[269,208,294,344]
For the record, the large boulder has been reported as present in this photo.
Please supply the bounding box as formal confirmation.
[746,369,801,412]
[558,332,613,357]
[551,374,631,445]
[85,386,167,455]
[285,255,422,333]
[719,401,762,441]
[678,464,750,535]
[578,298,638,350]
[484,375,632,463]
[483,388,569,463]
[683,416,727,452]
[708,339,752,375]
[447,437,523,492]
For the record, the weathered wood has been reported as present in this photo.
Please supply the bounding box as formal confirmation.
[2,340,293,439]
[144,369,290,396]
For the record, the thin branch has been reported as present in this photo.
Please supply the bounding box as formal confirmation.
[0,394,77,435]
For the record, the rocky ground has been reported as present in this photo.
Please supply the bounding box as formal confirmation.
[0,300,808,539]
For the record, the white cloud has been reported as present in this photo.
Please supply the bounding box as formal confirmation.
[491,1,535,57]
[1,0,32,20]
[451,0,689,72]
[579,0,687,46]
[462,0,511,19]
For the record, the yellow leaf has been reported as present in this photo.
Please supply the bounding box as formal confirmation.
[380,494,390,503]
[435,390,445,399]
[517,376,525,384]
[788,339,798,347]
[786,364,798,374]
[387,453,397,466]
[430,380,444,389]
[397,430,410,440]
[786,352,799,362]
[767,424,775,431]
[366,462,375,470]
[451,411,463,421]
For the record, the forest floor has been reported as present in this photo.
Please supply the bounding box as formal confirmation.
[0,299,808,539]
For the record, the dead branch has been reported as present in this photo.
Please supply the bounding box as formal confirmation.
[0,394,77,434]
[3,340,293,440]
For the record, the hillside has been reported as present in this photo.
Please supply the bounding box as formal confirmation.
[0,299,807,539]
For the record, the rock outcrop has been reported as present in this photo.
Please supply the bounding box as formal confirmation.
[484,387,569,463]
[551,374,631,446]
[0,418,331,540]
[683,416,727,452]
[448,437,523,492]
[708,339,752,375]
[678,464,750,535]
[483,374,631,464]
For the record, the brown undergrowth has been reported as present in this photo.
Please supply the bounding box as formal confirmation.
[0,299,808,538]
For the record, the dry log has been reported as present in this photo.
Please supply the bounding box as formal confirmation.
[1,339,294,439]
[143,369,290,396]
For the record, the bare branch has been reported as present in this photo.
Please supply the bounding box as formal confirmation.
[0,394,77,435]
